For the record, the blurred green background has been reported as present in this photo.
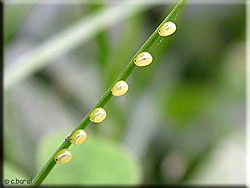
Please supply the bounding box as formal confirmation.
[3,0,246,185]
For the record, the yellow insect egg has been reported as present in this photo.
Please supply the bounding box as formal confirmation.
[54,149,72,164]
[89,107,107,123]
[134,52,153,67]
[69,129,87,145]
[158,21,177,37]
[111,80,129,96]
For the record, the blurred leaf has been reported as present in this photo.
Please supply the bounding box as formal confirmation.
[85,3,110,68]
[4,3,150,90]
[4,161,29,180]
[165,83,211,125]
[4,1,37,43]
[37,131,141,185]
[186,131,245,184]
[95,31,110,68]
[220,42,245,98]
[4,92,36,177]
[122,91,158,158]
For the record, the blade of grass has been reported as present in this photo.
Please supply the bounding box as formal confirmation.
[32,0,187,185]
[4,3,150,90]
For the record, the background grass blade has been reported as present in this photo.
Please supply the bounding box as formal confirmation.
[4,3,150,90]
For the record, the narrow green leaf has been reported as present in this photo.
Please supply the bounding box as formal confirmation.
[32,0,187,185]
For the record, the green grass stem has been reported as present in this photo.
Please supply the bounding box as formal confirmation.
[32,0,187,185]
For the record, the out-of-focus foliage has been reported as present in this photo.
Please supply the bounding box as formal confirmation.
[37,131,141,185]
[4,162,29,180]
[4,2,38,43]
[4,1,245,185]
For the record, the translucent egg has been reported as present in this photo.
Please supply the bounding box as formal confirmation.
[111,80,129,96]
[134,52,153,67]
[69,129,87,145]
[89,107,107,123]
[158,21,176,37]
[54,149,72,164]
